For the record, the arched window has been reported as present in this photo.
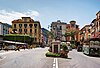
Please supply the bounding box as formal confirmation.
[29,24,33,28]
[24,24,27,28]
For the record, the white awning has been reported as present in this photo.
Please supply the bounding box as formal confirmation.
[3,40,27,45]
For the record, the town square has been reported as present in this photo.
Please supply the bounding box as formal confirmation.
[0,0,100,68]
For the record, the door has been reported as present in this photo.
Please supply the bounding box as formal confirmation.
[54,45,58,53]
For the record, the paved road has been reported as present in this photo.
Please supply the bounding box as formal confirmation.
[0,48,100,68]
[0,48,54,68]
[58,49,100,68]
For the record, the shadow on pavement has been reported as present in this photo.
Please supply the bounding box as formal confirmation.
[88,55,100,58]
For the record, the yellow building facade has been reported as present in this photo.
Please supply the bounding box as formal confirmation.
[12,17,41,44]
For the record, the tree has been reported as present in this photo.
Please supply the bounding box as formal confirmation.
[65,31,76,41]
[70,31,76,40]
[65,31,77,48]
[65,32,70,37]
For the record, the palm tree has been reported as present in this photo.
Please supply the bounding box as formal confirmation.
[70,31,76,40]
[65,31,77,48]
[65,31,76,41]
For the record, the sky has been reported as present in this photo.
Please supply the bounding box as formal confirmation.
[0,0,100,30]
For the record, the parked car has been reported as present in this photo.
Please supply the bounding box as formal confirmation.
[4,45,20,51]
[77,45,83,52]
[67,45,72,51]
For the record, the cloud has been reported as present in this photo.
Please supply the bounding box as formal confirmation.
[0,10,40,24]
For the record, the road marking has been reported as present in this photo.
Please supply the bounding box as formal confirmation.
[55,58,58,68]
[53,58,56,63]
[53,63,56,67]
[53,58,58,68]
[53,58,56,68]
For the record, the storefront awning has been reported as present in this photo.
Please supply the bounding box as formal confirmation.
[3,40,27,45]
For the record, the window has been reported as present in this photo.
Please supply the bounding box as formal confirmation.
[30,29,32,33]
[19,24,22,28]
[53,26,55,30]
[59,26,62,30]
[24,18,27,22]
[34,24,37,28]
[76,25,78,29]
[88,35,90,39]
[29,24,33,28]
[14,24,16,28]
[88,29,90,33]
[84,28,86,32]
[71,24,74,27]
[24,24,27,28]
[19,29,22,33]
[24,29,27,33]
[35,29,37,33]
[13,29,17,33]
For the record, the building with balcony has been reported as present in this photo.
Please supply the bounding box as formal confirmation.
[80,25,91,45]
[89,11,100,38]
[79,11,100,45]
[95,11,100,38]
[12,17,41,45]
[51,20,66,42]
[90,19,96,38]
